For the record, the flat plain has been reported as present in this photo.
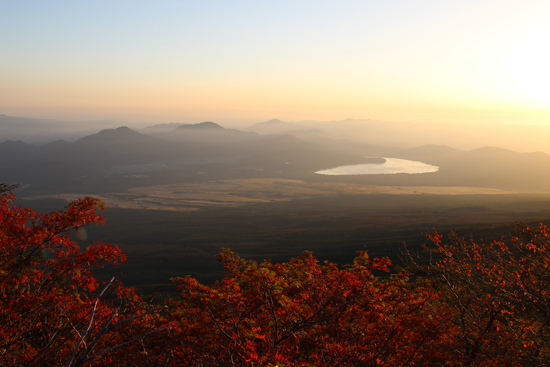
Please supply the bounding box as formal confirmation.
[19,179,550,296]
[22,178,521,211]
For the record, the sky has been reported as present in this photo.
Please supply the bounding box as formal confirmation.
[1,0,550,127]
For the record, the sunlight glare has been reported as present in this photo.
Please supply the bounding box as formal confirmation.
[504,27,550,107]
[482,23,550,109]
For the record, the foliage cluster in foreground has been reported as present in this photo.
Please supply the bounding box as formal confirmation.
[1,191,550,366]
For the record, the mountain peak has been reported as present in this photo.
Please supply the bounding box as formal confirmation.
[88,126,141,138]
[0,139,31,147]
[176,121,224,130]
[76,126,147,144]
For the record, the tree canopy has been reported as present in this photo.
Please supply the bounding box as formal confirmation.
[1,188,550,366]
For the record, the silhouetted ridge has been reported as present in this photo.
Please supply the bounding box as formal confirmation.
[97,126,139,136]
[0,140,33,148]
[144,122,184,129]
[468,146,517,156]
[75,126,150,144]
[0,140,38,165]
[176,121,224,130]
[249,119,289,128]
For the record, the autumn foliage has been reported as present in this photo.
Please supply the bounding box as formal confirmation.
[406,226,550,366]
[2,189,550,366]
[0,192,168,366]
[168,249,445,366]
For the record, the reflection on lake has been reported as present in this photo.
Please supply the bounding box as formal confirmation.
[316,157,439,175]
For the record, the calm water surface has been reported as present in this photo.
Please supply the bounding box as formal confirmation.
[316,157,439,175]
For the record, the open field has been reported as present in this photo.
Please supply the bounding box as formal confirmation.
[19,190,550,296]
[21,178,524,211]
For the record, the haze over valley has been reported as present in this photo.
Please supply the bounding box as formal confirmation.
[3,113,550,198]
[3,113,550,292]
[2,0,550,293]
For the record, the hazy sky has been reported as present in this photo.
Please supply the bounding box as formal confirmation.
[1,0,549,126]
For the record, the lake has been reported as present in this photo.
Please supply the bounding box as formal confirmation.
[315,157,439,175]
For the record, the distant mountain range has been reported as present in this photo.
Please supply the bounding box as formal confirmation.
[152,121,261,143]
[138,122,186,134]
[3,115,550,194]
[4,114,550,154]
[245,119,291,132]
[0,123,369,193]
[245,118,550,155]
[0,114,125,143]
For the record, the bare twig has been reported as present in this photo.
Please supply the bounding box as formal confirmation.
[65,277,114,367]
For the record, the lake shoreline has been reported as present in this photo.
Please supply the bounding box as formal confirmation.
[316,157,439,176]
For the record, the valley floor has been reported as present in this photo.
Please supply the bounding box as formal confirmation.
[20,178,523,211]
